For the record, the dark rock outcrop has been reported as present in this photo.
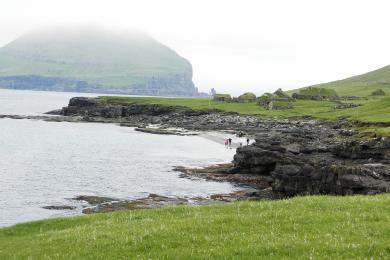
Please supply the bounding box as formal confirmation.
[73,195,117,205]
[233,129,390,196]
[42,205,76,210]
[62,97,190,118]
[333,138,390,160]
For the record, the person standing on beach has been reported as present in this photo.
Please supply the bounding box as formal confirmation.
[247,138,250,146]
[228,138,232,147]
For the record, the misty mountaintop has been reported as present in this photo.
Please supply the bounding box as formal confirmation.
[0,26,199,96]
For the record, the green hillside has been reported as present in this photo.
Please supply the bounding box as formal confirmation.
[307,65,390,96]
[0,26,198,96]
[278,65,390,137]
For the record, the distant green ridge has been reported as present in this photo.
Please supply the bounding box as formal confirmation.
[0,25,199,96]
[305,65,390,96]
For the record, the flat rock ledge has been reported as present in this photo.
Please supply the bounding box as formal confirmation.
[73,192,261,214]
[42,205,76,210]
[134,127,197,136]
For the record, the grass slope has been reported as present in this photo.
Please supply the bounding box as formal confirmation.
[306,65,390,96]
[1,195,389,259]
[0,26,191,88]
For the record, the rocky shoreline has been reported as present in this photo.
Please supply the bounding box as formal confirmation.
[5,96,390,213]
[59,97,390,193]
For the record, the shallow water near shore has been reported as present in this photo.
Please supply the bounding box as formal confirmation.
[0,89,238,227]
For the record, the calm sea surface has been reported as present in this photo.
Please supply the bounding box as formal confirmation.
[0,89,237,227]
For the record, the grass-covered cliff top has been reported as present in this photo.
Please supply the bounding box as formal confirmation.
[1,194,389,259]
[99,96,390,122]
[99,95,390,137]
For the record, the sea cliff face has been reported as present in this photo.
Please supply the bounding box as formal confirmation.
[0,73,198,96]
[0,74,199,97]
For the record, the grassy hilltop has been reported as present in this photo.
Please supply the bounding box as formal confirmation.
[306,65,390,96]
[1,195,389,259]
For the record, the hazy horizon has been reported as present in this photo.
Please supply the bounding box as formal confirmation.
[2,0,390,95]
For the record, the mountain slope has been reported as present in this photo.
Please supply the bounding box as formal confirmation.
[306,65,390,96]
[0,26,198,96]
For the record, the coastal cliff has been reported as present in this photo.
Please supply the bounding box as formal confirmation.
[0,73,198,96]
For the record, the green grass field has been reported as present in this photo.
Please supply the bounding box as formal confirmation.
[1,195,389,259]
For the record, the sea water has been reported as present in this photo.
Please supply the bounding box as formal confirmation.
[0,89,237,227]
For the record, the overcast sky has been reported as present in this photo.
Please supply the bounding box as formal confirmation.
[1,0,390,95]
